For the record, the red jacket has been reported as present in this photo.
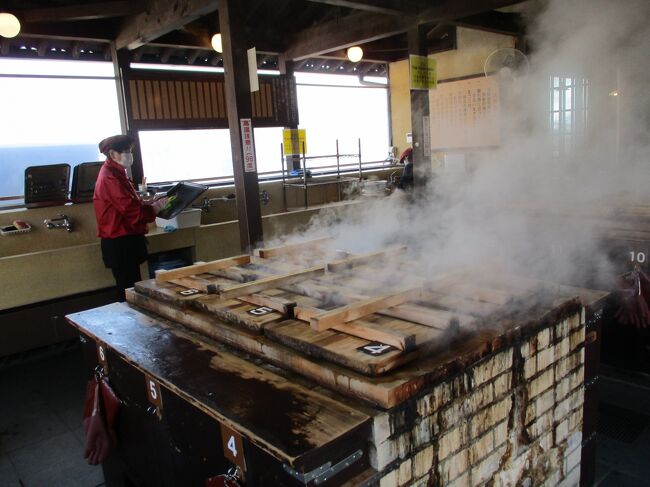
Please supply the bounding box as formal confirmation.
[93,158,156,239]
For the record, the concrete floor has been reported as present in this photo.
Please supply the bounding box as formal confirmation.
[0,345,104,487]
[594,368,650,487]
[1,344,649,487]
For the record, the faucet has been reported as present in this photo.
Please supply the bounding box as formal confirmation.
[193,194,236,213]
[44,214,73,232]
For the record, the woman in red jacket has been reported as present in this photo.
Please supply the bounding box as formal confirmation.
[93,135,166,301]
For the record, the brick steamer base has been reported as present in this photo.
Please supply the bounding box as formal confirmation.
[369,299,587,487]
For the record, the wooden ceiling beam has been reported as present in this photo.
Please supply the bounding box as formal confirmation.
[450,11,524,37]
[115,0,219,50]
[305,0,417,17]
[284,11,408,61]
[284,0,524,60]
[22,1,144,23]
[416,0,524,25]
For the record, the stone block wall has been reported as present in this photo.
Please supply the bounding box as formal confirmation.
[370,308,586,487]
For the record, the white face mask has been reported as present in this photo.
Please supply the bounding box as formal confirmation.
[118,152,133,168]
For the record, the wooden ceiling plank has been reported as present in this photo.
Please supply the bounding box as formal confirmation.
[284,0,524,60]
[23,1,144,23]
[115,0,219,50]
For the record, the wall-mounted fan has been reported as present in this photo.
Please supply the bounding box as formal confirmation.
[484,47,530,81]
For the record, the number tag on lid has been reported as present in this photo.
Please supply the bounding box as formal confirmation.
[96,342,109,374]
[220,424,246,472]
[357,342,395,356]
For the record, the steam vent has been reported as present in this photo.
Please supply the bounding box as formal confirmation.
[2,0,650,486]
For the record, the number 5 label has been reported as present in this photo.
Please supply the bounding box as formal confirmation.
[221,424,246,471]
[145,375,163,409]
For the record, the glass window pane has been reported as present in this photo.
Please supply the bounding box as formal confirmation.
[552,112,560,131]
[254,127,284,174]
[0,58,114,77]
[0,74,121,199]
[296,83,389,166]
[553,90,560,111]
[139,127,285,182]
[564,111,573,130]
[565,87,573,109]
[139,129,232,183]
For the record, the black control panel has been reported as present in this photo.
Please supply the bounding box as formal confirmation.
[24,163,70,206]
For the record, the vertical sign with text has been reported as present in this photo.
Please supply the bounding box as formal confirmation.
[240,118,257,172]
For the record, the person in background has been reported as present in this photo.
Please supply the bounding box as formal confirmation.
[398,147,414,190]
[93,135,166,301]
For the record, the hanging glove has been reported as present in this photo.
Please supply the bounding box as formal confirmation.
[83,380,112,465]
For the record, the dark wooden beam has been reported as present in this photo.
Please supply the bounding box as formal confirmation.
[451,11,523,37]
[408,25,431,189]
[22,1,144,23]
[284,0,524,60]
[284,11,408,61]
[219,0,264,251]
[115,0,219,50]
[20,24,114,40]
[305,0,418,16]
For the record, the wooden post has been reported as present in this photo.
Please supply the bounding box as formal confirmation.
[278,54,301,173]
[219,0,263,251]
[408,25,432,188]
[110,44,144,183]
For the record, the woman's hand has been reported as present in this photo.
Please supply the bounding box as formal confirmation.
[151,197,168,215]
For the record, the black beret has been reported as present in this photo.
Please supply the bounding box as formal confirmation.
[98,134,135,156]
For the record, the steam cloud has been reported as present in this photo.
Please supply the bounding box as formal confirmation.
[282,0,650,292]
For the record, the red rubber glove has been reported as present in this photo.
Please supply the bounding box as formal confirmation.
[83,381,112,465]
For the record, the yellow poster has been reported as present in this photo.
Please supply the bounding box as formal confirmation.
[409,55,437,90]
[283,129,307,155]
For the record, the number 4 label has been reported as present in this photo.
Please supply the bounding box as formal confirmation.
[357,342,395,356]
[221,424,246,471]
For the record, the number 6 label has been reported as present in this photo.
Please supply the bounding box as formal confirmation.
[96,342,108,373]
[221,424,246,471]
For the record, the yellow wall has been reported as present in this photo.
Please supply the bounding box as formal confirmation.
[389,27,516,159]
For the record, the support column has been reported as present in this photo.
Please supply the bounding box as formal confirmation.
[408,25,432,188]
[278,54,300,173]
[110,43,143,183]
[219,0,263,251]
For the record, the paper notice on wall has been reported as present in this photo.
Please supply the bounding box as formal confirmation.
[422,116,431,155]
[410,55,437,90]
[240,118,257,172]
[283,128,306,155]
[247,47,259,92]
[429,76,501,150]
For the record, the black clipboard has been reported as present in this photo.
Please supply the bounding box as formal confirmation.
[155,181,208,220]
